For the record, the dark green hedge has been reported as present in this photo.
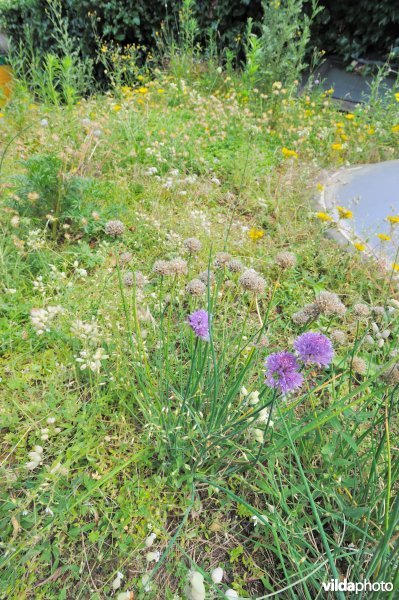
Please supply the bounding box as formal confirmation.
[313,0,399,63]
[0,0,397,68]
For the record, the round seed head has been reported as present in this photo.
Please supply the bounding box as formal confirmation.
[314,291,346,317]
[292,303,320,326]
[351,356,367,375]
[330,329,347,346]
[153,260,173,276]
[183,237,201,254]
[239,268,266,294]
[198,270,215,285]
[124,270,147,288]
[353,303,370,318]
[381,364,399,385]
[169,257,188,276]
[186,278,206,297]
[105,220,125,237]
[119,251,133,265]
[214,252,231,269]
[227,258,244,273]
[275,251,296,269]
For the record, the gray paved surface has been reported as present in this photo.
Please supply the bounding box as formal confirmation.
[321,160,399,259]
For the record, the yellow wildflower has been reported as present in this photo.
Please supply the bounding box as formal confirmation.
[354,242,365,252]
[157,88,165,93]
[345,113,355,120]
[316,183,324,192]
[316,212,333,222]
[377,233,391,241]
[335,122,345,128]
[387,215,399,224]
[0,113,4,118]
[367,127,375,135]
[112,104,122,112]
[395,92,399,102]
[248,227,265,241]
[337,206,353,219]
[392,125,399,133]
[332,143,343,151]
[138,87,149,94]
[325,88,334,95]
[281,147,298,159]
[393,263,399,272]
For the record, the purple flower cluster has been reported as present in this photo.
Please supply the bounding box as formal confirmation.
[294,332,334,367]
[188,309,210,341]
[265,352,304,395]
[265,331,333,394]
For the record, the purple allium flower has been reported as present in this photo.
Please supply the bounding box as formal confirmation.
[265,352,304,394]
[188,309,210,341]
[294,332,334,367]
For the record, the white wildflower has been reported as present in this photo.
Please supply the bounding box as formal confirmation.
[112,572,123,591]
[145,532,157,547]
[211,567,224,584]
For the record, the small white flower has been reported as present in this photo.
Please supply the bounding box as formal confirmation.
[371,322,379,334]
[251,428,264,443]
[28,451,42,463]
[141,574,152,592]
[47,417,56,424]
[248,391,260,405]
[251,514,268,526]
[189,572,205,600]
[112,572,123,591]
[225,590,239,598]
[26,460,39,470]
[117,593,133,600]
[257,408,273,427]
[211,567,224,583]
[145,532,157,547]
[146,551,160,563]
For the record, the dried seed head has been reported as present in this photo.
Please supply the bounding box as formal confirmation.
[227,259,244,273]
[353,303,371,318]
[153,260,172,276]
[381,364,399,385]
[183,237,201,254]
[214,252,231,269]
[124,270,147,288]
[119,251,133,265]
[275,251,296,269]
[330,329,347,346]
[292,303,320,326]
[105,220,125,237]
[169,257,188,276]
[239,269,266,294]
[186,278,206,297]
[314,291,346,317]
[351,356,367,375]
[199,270,215,285]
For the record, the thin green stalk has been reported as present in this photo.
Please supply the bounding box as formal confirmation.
[276,403,345,600]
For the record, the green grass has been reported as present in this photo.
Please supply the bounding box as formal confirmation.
[0,69,399,599]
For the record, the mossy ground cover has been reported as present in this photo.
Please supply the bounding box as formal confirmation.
[0,72,399,598]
